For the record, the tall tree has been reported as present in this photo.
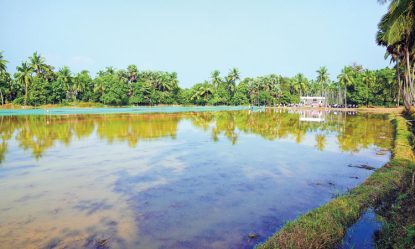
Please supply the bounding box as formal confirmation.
[0,51,8,104]
[316,66,330,97]
[127,65,138,83]
[377,0,415,110]
[293,73,309,97]
[57,67,73,100]
[338,67,355,107]
[210,70,221,91]
[28,52,48,77]
[362,70,377,107]
[15,62,32,105]
[226,68,240,97]
[72,71,90,101]
[0,51,7,73]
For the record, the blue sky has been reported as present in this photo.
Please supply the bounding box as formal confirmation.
[1,0,390,87]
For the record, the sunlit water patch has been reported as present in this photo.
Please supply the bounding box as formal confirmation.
[0,110,392,249]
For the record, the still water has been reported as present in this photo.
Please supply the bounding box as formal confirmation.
[0,109,392,249]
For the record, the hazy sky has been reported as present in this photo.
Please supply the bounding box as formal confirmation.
[1,0,390,87]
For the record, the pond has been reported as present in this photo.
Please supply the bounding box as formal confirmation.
[0,108,393,249]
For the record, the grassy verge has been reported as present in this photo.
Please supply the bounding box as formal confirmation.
[376,188,415,248]
[375,112,415,248]
[258,114,415,249]
[0,102,107,109]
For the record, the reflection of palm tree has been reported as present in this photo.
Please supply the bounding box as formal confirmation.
[315,134,327,151]
[0,111,394,161]
[0,141,7,164]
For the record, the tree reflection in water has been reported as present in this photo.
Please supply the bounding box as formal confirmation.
[0,110,391,163]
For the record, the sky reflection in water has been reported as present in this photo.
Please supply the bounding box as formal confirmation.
[0,110,392,249]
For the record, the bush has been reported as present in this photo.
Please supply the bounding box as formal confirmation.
[12,96,25,105]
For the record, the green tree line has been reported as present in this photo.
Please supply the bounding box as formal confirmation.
[0,51,399,107]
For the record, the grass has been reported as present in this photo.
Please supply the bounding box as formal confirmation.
[376,188,415,249]
[374,111,415,249]
[0,102,106,109]
[258,114,415,249]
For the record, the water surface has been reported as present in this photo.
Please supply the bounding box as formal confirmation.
[0,109,392,249]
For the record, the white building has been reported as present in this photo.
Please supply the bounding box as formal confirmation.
[300,96,326,107]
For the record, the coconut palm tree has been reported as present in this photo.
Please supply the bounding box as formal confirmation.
[338,67,354,107]
[191,83,213,103]
[293,73,309,97]
[127,65,138,83]
[28,52,48,77]
[15,62,32,105]
[94,78,105,99]
[226,68,240,98]
[153,73,173,92]
[198,85,213,102]
[57,67,73,100]
[0,51,8,105]
[72,72,88,101]
[0,51,7,73]
[316,66,330,97]
[105,66,115,75]
[362,70,377,107]
[269,74,282,103]
[377,0,415,110]
[210,70,221,91]
[248,78,261,105]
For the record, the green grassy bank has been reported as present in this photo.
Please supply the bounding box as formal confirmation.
[375,112,415,248]
[258,114,415,249]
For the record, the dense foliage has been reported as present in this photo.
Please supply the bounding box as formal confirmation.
[0,51,399,107]
[377,0,415,111]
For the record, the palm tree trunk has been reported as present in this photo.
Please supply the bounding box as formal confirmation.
[344,84,347,107]
[405,47,414,107]
[25,81,28,106]
[367,81,369,107]
[0,89,3,105]
[397,62,401,107]
[402,49,412,110]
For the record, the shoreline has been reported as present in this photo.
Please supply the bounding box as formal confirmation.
[0,103,404,114]
[258,113,415,248]
[273,106,404,113]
